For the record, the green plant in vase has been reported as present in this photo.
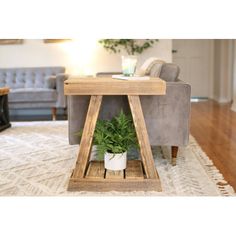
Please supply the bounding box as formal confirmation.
[77,110,139,170]
[99,39,158,76]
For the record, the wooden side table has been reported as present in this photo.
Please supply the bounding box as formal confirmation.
[64,77,166,192]
[0,87,11,132]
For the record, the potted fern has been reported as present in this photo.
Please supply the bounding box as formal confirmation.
[93,111,138,170]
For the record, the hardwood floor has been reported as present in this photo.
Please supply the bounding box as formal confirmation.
[191,100,236,191]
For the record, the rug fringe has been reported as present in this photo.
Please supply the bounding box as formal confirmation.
[189,136,235,196]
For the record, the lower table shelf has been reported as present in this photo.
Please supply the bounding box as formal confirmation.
[86,160,144,180]
[68,160,161,192]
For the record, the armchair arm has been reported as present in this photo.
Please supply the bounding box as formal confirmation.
[56,73,69,108]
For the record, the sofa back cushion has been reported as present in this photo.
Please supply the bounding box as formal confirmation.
[0,67,65,89]
[159,63,180,82]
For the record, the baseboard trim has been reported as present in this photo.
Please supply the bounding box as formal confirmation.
[231,103,236,112]
[213,96,232,103]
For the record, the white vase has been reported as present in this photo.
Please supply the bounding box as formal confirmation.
[104,151,127,171]
[121,55,137,76]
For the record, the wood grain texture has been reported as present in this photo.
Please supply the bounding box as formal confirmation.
[86,161,105,179]
[68,178,162,192]
[125,160,144,179]
[64,77,166,95]
[105,170,124,179]
[85,160,144,181]
[191,100,236,190]
[0,87,10,96]
[128,95,159,179]
[65,77,165,191]
[72,95,103,178]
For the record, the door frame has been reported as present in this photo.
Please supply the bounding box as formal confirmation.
[213,39,234,103]
[208,40,214,99]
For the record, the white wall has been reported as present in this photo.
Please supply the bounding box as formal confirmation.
[0,39,172,75]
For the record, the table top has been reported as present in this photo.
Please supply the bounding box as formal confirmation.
[0,87,10,96]
[64,76,166,95]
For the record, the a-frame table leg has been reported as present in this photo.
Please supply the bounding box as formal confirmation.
[128,95,159,179]
[71,95,103,179]
[68,94,161,192]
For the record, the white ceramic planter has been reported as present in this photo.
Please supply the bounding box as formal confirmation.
[104,151,127,171]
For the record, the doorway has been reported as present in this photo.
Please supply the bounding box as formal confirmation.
[172,39,214,98]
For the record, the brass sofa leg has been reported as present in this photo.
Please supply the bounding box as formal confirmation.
[52,107,57,121]
[171,146,178,166]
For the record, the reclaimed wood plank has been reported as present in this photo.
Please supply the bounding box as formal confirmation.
[64,77,166,95]
[125,160,144,179]
[105,170,124,179]
[86,161,105,179]
[68,178,162,192]
[128,95,159,179]
[72,95,103,179]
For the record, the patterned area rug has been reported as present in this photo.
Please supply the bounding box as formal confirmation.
[0,121,235,196]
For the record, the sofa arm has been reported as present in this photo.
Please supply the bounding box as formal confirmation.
[56,73,69,108]
[141,79,191,146]
[165,81,191,145]
[44,75,56,89]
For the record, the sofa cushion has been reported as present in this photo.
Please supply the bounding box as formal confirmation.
[159,63,180,82]
[8,88,57,103]
[149,63,163,77]
[0,67,65,89]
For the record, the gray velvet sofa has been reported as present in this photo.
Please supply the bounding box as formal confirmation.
[0,67,68,119]
[67,63,191,165]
